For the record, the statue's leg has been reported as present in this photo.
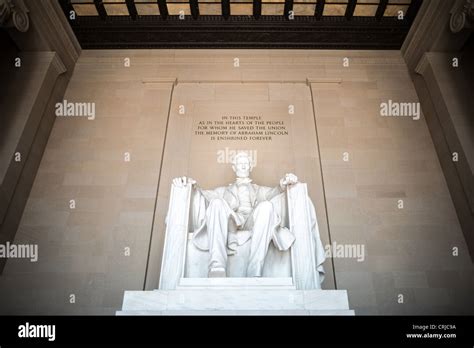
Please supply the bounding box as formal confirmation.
[247,201,276,277]
[206,198,231,277]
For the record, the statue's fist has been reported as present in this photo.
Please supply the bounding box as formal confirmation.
[172,176,196,187]
[280,173,298,189]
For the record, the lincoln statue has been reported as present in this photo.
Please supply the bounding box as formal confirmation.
[172,152,299,278]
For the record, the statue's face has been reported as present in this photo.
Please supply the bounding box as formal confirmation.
[232,156,251,178]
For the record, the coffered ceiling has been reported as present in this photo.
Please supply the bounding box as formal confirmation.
[59,0,423,49]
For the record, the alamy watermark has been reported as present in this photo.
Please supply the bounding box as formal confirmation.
[217,147,258,167]
[324,242,365,262]
[380,100,420,120]
[55,99,95,120]
[18,322,55,341]
[0,242,38,262]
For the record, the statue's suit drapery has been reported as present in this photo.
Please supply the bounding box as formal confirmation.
[187,182,326,280]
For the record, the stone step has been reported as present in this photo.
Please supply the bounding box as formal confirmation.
[176,277,296,290]
[120,289,351,313]
[117,309,355,316]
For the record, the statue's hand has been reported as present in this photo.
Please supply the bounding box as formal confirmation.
[172,176,196,188]
[280,173,298,189]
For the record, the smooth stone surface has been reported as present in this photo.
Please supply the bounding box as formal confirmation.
[118,288,352,314]
[117,309,355,315]
[177,277,295,289]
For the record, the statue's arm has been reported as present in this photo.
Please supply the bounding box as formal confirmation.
[172,176,218,202]
[263,173,299,200]
[264,185,285,201]
[194,185,224,202]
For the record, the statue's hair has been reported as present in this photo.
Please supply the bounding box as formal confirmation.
[232,151,253,169]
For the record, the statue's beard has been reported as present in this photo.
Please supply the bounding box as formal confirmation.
[235,170,249,178]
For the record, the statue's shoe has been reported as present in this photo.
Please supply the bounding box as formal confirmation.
[208,267,226,278]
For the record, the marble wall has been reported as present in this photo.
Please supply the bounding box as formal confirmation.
[0,0,80,272]
[0,49,472,315]
[402,0,474,261]
[145,81,336,289]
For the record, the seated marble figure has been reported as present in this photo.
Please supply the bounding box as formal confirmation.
[173,152,325,279]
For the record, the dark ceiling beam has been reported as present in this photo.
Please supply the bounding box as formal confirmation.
[315,0,325,20]
[68,16,413,49]
[253,0,262,19]
[125,0,138,20]
[94,0,107,20]
[284,0,294,20]
[375,0,388,20]
[222,0,230,19]
[406,0,423,24]
[345,0,357,20]
[157,0,168,19]
[190,0,200,19]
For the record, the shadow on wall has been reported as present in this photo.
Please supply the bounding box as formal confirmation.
[461,33,474,90]
[0,28,20,150]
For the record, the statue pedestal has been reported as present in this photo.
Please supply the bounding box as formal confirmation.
[116,277,354,315]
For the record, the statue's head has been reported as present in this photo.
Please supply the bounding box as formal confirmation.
[232,152,253,178]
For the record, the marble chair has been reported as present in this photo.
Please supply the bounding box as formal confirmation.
[159,181,325,290]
